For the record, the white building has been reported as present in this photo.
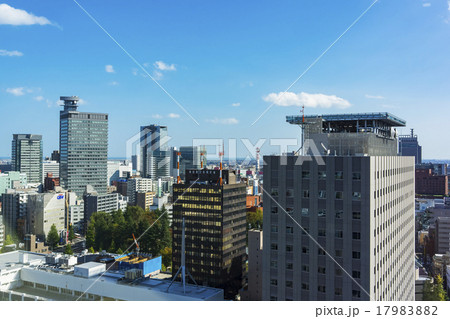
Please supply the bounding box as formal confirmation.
[0,251,223,301]
[42,160,59,182]
[127,177,153,204]
[107,161,132,185]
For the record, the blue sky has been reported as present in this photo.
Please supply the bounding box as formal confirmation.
[1,0,450,159]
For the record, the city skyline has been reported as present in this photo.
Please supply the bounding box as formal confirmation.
[1,1,450,159]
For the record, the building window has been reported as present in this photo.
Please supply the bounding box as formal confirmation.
[286,189,294,197]
[303,190,310,198]
[335,191,343,199]
[270,260,278,269]
[286,281,293,288]
[352,211,361,219]
[302,171,310,179]
[271,207,278,214]
[270,296,278,301]
[352,232,361,240]
[319,190,326,199]
[271,188,279,196]
[270,279,278,286]
[301,208,309,216]
[335,249,342,257]
[318,248,326,255]
[286,226,294,234]
[318,171,327,179]
[301,283,309,291]
[286,245,293,252]
[318,286,326,293]
[352,192,361,200]
[352,251,361,259]
[318,229,326,237]
[352,172,361,180]
[335,171,343,180]
[318,209,326,217]
[335,230,343,238]
[302,264,309,272]
[352,290,361,299]
[302,246,309,254]
[271,243,278,250]
[335,211,343,219]
[352,271,361,279]
[286,207,294,215]
[335,288,342,296]
[318,266,326,274]
[286,263,293,270]
[335,268,343,276]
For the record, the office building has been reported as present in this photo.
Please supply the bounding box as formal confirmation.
[139,125,170,179]
[0,171,27,199]
[135,192,155,211]
[2,189,35,239]
[107,161,132,185]
[0,160,12,173]
[42,160,59,182]
[398,129,422,164]
[127,177,153,205]
[415,169,448,196]
[435,217,450,254]
[11,134,43,184]
[179,146,202,180]
[27,192,67,240]
[43,173,60,192]
[241,230,263,301]
[172,169,247,299]
[50,150,60,163]
[24,234,49,254]
[59,96,108,196]
[262,113,415,301]
[0,219,4,247]
[84,187,128,227]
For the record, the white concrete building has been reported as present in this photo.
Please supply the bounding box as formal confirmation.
[127,177,153,204]
[42,160,59,182]
[107,161,132,185]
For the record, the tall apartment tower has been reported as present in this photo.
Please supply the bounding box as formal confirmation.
[11,134,43,184]
[398,129,422,164]
[59,96,108,196]
[262,113,415,301]
[172,169,247,299]
[139,125,170,179]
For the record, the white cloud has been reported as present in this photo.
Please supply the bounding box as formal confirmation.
[132,68,138,76]
[78,98,87,105]
[105,65,115,73]
[422,3,431,7]
[448,0,450,10]
[168,113,180,118]
[109,81,119,86]
[0,49,23,57]
[34,96,44,101]
[206,117,239,125]
[6,87,25,96]
[154,61,176,71]
[152,114,163,119]
[263,92,351,109]
[365,94,385,99]
[0,4,52,26]
[153,70,163,80]
[231,102,240,107]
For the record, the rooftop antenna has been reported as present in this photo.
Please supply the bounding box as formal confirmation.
[200,146,205,169]
[256,147,261,177]
[167,218,198,293]
[296,105,307,156]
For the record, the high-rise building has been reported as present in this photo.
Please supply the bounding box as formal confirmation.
[241,229,263,301]
[59,96,108,196]
[435,217,450,254]
[179,146,201,180]
[139,125,170,179]
[127,177,153,205]
[262,113,415,301]
[42,160,60,182]
[11,134,43,184]
[0,171,27,199]
[399,129,422,164]
[51,150,60,163]
[84,186,128,228]
[2,189,36,239]
[172,169,247,299]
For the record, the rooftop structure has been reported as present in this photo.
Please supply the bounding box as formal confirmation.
[286,112,407,156]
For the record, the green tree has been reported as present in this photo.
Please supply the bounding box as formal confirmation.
[423,275,448,301]
[86,223,96,249]
[64,243,73,255]
[88,246,95,254]
[68,224,75,241]
[4,234,14,246]
[47,224,60,250]
[116,247,124,255]
[160,246,172,269]
[247,208,263,229]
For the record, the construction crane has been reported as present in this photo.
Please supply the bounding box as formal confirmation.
[132,233,140,258]
[219,144,224,186]
[176,152,182,184]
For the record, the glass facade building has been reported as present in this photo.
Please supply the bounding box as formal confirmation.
[59,96,108,196]
[139,125,170,179]
[11,134,43,184]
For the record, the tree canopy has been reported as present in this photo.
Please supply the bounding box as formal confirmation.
[47,224,60,250]
[423,275,448,301]
[247,208,263,230]
[64,243,73,255]
[86,206,171,258]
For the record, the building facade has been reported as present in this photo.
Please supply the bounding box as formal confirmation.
[435,217,450,254]
[262,113,416,301]
[242,229,263,301]
[398,129,422,164]
[415,168,448,196]
[59,96,108,196]
[11,134,43,184]
[139,125,170,179]
[0,172,27,199]
[172,169,247,299]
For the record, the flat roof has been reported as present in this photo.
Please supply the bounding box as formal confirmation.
[287,112,406,127]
